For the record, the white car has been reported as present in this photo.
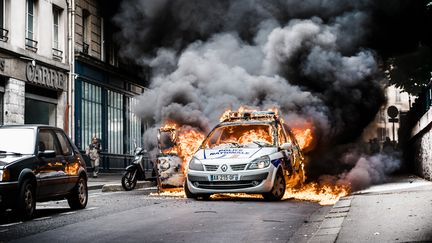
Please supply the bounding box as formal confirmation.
[184,111,305,200]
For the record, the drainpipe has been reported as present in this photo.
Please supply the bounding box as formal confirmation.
[66,0,76,141]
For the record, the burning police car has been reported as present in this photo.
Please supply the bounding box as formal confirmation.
[184,111,305,200]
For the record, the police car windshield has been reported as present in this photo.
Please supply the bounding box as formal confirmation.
[202,124,275,149]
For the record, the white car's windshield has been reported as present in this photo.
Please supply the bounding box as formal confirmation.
[202,124,275,149]
[0,128,35,154]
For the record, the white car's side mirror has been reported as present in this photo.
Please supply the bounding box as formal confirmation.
[280,142,293,151]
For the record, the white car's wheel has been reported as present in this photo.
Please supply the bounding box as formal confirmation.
[263,170,285,201]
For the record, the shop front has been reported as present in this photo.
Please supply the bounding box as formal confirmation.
[0,53,68,128]
[74,57,146,171]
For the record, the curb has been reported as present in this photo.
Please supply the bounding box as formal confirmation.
[307,196,353,243]
[101,181,156,192]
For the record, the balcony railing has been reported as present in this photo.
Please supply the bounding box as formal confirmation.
[52,48,63,60]
[25,38,38,52]
[82,42,89,54]
[0,28,8,42]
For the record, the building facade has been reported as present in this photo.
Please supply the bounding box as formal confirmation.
[0,0,70,129]
[73,0,148,170]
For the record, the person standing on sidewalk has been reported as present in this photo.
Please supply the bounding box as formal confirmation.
[86,136,101,178]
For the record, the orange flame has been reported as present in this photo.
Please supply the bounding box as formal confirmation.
[292,127,313,151]
[160,122,205,174]
[159,107,349,204]
[176,127,205,173]
[284,181,349,205]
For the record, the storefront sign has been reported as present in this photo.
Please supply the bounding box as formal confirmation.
[26,63,66,90]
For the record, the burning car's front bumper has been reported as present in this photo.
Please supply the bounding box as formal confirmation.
[186,166,277,194]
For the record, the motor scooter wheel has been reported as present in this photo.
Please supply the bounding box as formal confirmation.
[122,170,137,191]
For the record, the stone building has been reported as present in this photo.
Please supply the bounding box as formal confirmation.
[72,0,148,170]
[0,0,70,129]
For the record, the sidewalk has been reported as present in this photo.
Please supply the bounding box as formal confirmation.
[309,175,432,242]
[87,172,156,191]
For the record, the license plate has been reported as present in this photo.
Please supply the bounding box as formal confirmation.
[210,174,238,181]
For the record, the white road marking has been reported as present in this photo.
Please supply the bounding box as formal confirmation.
[84,207,98,211]
[0,222,23,227]
[60,211,77,215]
[33,216,52,221]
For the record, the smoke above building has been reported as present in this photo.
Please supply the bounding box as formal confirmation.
[113,0,401,191]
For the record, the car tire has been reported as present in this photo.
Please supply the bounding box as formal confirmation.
[67,176,88,210]
[184,180,198,199]
[17,179,36,220]
[263,170,286,201]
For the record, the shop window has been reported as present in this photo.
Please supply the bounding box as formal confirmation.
[108,90,123,154]
[126,97,142,154]
[25,98,56,126]
[81,82,102,150]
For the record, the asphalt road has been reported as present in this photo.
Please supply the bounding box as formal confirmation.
[1,189,326,243]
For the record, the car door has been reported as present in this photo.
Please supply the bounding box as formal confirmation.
[54,130,79,192]
[35,128,68,198]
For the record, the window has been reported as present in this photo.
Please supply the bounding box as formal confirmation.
[376,127,388,142]
[52,6,62,59]
[26,0,37,50]
[55,131,72,156]
[126,97,142,154]
[0,91,3,125]
[81,82,102,150]
[395,89,401,103]
[82,9,90,54]
[108,90,123,154]
[25,98,57,126]
[0,0,7,42]
[39,129,61,155]
[0,0,3,29]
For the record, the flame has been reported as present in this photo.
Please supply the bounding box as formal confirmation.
[176,127,205,173]
[159,122,205,174]
[283,182,349,205]
[292,127,313,151]
[159,108,349,205]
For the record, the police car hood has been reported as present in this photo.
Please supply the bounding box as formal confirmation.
[196,147,277,161]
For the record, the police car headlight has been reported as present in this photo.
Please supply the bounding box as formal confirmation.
[0,169,10,182]
[188,157,204,171]
[247,156,270,170]
[159,158,171,171]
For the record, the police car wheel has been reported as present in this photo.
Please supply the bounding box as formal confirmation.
[263,170,286,201]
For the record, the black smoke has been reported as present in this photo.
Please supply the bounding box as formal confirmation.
[112,0,413,190]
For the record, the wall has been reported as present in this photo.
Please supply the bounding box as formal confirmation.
[411,108,432,180]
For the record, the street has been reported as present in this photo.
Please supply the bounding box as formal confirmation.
[0,188,325,243]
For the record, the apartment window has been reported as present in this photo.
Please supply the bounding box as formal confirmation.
[25,0,37,51]
[0,0,7,42]
[126,97,142,154]
[395,90,401,103]
[81,82,102,150]
[108,90,123,154]
[0,91,3,125]
[52,6,62,59]
[82,9,90,54]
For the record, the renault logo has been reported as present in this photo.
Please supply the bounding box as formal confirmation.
[221,164,228,172]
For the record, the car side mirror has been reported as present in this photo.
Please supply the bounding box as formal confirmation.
[280,142,293,151]
[38,150,56,158]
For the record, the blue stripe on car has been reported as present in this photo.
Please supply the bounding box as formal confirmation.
[271,158,281,167]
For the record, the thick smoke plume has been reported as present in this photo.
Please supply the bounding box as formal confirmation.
[114,0,401,191]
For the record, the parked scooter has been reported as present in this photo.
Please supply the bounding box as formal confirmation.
[121,147,155,191]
